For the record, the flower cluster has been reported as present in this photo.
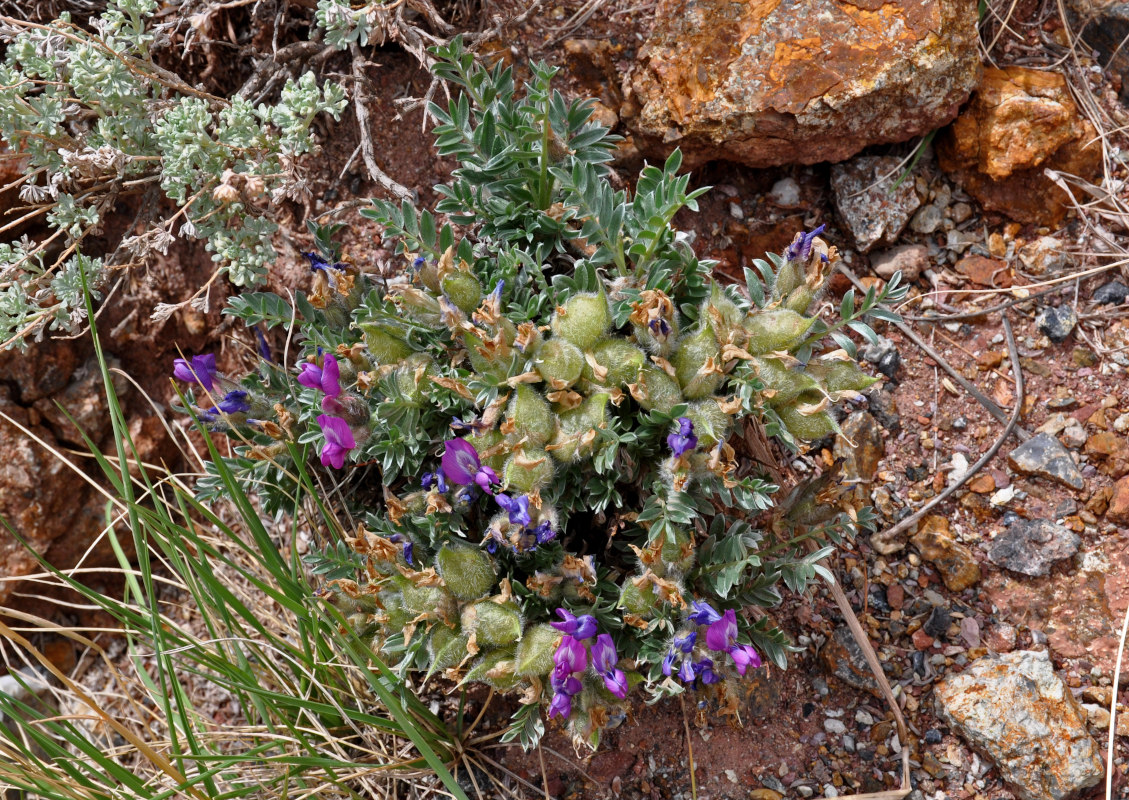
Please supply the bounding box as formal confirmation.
[200,38,904,752]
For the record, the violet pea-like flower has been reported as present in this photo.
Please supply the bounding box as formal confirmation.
[553,635,587,674]
[441,438,497,492]
[495,493,531,527]
[590,634,627,699]
[551,608,597,640]
[548,691,572,720]
[705,608,738,652]
[534,520,556,544]
[729,643,762,676]
[173,354,217,392]
[694,658,720,684]
[297,354,342,398]
[215,390,251,415]
[550,673,583,697]
[673,631,697,653]
[688,600,722,626]
[667,417,697,457]
[316,414,356,470]
[784,224,826,263]
[678,657,696,684]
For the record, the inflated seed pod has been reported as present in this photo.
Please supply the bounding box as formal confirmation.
[403,583,458,622]
[551,291,611,351]
[429,626,471,671]
[440,271,483,314]
[632,364,684,413]
[618,579,658,617]
[464,599,523,648]
[535,337,585,388]
[550,392,609,463]
[470,428,507,471]
[685,398,731,449]
[773,259,802,301]
[784,285,817,315]
[418,262,441,293]
[672,323,723,399]
[810,360,880,394]
[514,623,561,677]
[743,309,816,355]
[435,543,496,600]
[507,385,555,446]
[360,323,412,365]
[660,528,696,573]
[753,357,817,408]
[462,647,520,690]
[502,448,554,492]
[777,404,837,442]
[395,353,435,404]
[583,338,646,388]
[382,593,412,630]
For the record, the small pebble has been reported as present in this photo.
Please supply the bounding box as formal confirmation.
[924,728,943,744]
[824,719,848,735]
[728,202,744,220]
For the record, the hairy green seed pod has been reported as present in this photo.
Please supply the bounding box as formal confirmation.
[753,357,816,408]
[784,286,817,315]
[535,337,585,388]
[382,593,412,629]
[777,405,837,442]
[395,353,434,404]
[686,398,731,449]
[551,291,611,351]
[435,543,496,600]
[551,392,609,463]
[813,360,880,394]
[632,365,684,413]
[673,323,723,399]
[360,323,413,365]
[503,448,554,492]
[418,262,441,293]
[507,385,554,446]
[744,309,816,355]
[441,271,483,314]
[470,428,506,471]
[584,338,646,388]
[661,528,696,573]
[774,259,802,301]
[618,579,657,617]
[515,623,560,677]
[464,600,523,648]
[429,626,470,672]
[403,584,457,623]
[463,647,520,690]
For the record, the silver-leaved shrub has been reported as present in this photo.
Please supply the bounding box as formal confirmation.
[0,0,346,350]
[190,38,907,751]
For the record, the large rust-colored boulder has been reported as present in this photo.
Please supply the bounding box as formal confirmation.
[622,0,981,167]
[937,67,1102,225]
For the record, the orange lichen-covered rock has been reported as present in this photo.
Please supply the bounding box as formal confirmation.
[622,0,980,167]
[937,67,1101,225]
[935,650,1103,800]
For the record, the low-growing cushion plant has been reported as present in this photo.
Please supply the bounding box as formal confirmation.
[185,37,907,750]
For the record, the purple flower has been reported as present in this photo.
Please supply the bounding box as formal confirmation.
[297,355,342,398]
[551,609,597,640]
[678,657,696,683]
[534,520,556,544]
[173,354,217,392]
[421,472,437,490]
[662,648,677,676]
[667,417,697,457]
[303,252,343,287]
[603,668,627,699]
[729,644,762,676]
[706,609,738,652]
[442,438,496,491]
[549,691,572,719]
[551,673,583,696]
[216,390,251,415]
[784,224,826,263]
[694,658,719,685]
[316,414,356,469]
[688,600,721,626]
[589,634,617,674]
[673,631,697,653]
[495,493,531,527]
[412,255,426,270]
[553,635,587,675]
[455,485,479,505]
[403,542,414,565]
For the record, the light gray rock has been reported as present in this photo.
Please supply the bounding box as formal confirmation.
[934,650,1103,800]
[870,244,929,282]
[831,156,922,252]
